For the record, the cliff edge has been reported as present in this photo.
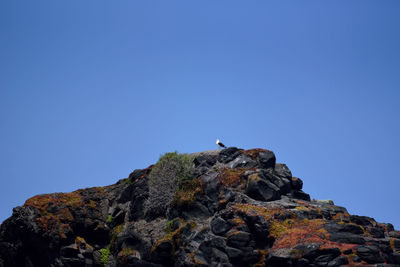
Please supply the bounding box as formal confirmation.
[1,147,399,267]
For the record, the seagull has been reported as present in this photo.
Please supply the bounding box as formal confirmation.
[216,139,226,149]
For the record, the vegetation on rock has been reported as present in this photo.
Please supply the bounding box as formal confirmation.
[145,151,195,218]
[1,147,400,267]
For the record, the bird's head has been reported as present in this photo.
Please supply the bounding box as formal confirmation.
[216,139,220,144]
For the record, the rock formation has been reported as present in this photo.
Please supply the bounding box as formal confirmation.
[1,147,399,267]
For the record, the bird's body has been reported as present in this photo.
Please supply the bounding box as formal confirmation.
[216,139,226,149]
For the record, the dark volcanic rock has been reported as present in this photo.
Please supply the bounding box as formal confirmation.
[292,190,311,201]
[329,232,366,245]
[291,177,303,190]
[226,231,251,248]
[0,147,398,267]
[355,245,384,264]
[257,150,276,169]
[245,174,280,201]
[274,163,292,178]
[211,217,231,235]
[218,147,241,163]
[228,155,258,169]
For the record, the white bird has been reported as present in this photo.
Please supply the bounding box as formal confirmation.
[216,139,226,149]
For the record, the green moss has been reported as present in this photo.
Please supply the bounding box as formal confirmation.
[99,246,111,266]
[106,215,113,224]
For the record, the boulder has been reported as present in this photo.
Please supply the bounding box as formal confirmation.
[257,150,276,169]
[355,245,384,264]
[228,155,258,169]
[261,171,291,194]
[329,232,365,245]
[291,177,303,190]
[274,163,292,178]
[350,215,374,226]
[292,190,310,201]
[246,174,280,202]
[193,154,217,167]
[369,227,385,238]
[211,217,231,236]
[225,246,242,260]
[226,231,251,248]
[327,256,349,267]
[265,254,293,267]
[303,248,341,262]
[218,147,242,163]
[150,240,174,266]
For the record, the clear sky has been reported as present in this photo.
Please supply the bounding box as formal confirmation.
[1,1,399,229]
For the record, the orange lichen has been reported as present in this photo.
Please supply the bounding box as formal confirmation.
[24,191,84,236]
[230,217,246,226]
[189,250,207,265]
[332,212,351,222]
[390,237,398,252]
[23,187,106,238]
[232,203,284,221]
[217,168,245,187]
[254,249,269,267]
[232,203,361,256]
[172,178,203,208]
[117,247,140,265]
[295,206,310,212]
[151,219,195,255]
[272,219,328,250]
[242,148,268,160]
[75,236,85,246]
[294,200,309,206]
[25,191,83,213]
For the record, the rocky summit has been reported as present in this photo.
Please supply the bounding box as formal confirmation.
[1,148,400,267]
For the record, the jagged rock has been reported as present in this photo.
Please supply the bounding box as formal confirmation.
[292,190,310,201]
[150,240,174,266]
[274,163,292,178]
[329,232,366,244]
[60,244,79,257]
[257,150,276,169]
[225,246,242,261]
[265,253,293,266]
[245,174,280,201]
[327,256,349,267]
[211,217,231,235]
[228,155,257,169]
[291,177,303,190]
[324,223,364,235]
[0,147,398,267]
[193,154,217,168]
[393,238,400,250]
[303,247,341,261]
[389,231,400,238]
[369,227,385,238]
[388,252,400,264]
[355,245,384,264]
[226,231,251,248]
[351,215,374,226]
[218,147,241,163]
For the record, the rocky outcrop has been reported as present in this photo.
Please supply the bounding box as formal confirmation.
[1,147,399,267]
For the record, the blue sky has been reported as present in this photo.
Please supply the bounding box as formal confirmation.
[1,1,399,229]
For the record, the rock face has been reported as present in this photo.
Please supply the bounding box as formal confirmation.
[1,147,399,267]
